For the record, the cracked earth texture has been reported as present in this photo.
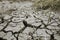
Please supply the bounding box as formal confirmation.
[0,1,60,40]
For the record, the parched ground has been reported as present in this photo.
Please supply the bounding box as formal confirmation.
[0,1,60,40]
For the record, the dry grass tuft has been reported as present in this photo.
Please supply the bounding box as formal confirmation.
[33,0,60,10]
[0,0,33,2]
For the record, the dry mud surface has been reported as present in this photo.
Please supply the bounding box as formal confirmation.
[0,1,60,40]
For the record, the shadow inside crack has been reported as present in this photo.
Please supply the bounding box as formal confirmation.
[0,37,7,40]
